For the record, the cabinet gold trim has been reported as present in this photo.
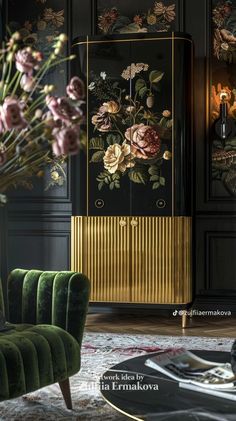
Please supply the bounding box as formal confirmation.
[74,36,193,46]
[71,217,192,305]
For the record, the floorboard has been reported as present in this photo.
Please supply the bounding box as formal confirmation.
[85,313,236,338]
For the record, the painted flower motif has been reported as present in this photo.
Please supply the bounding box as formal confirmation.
[163,150,172,160]
[133,15,143,26]
[46,35,54,43]
[43,8,64,28]
[213,3,232,27]
[98,8,119,34]
[121,63,149,80]
[154,2,176,22]
[102,100,120,114]
[211,83,231,121]
[221,42,229,51]
[1,98,27,130]
[125,124,161,159]
[147,14,157,25]
[126,106,136,113]
[100,72,107,80]
[15,48,42,74]
[46,96,82,124]
[37,20,47,31]
[88,82,95,91]
[162,110,171,117]
[66,77,85,100]
[103,142,135,174]
[52,126,80,156]
[92,105,113,132]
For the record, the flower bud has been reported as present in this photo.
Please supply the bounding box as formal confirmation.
[6,52,14,62]
[51,170,60,181]
[11,32,21,41]
[35,109,43,119]
[162,110,171,118]
[54,48,61,56]
[163,150,172,160]
[59,34,68,43]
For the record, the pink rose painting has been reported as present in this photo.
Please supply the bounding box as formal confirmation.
[88,63,172,191]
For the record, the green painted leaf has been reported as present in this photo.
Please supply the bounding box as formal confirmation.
[224,146,235,152]
[112,16,131,31]
[90,151,105,163]
[213,140,223,149]
[149,70,164,84]
[225,139,236,147]
[135,78,146,93]
[106,133,122,145]
[160,177,165,186]
[150,175,159,182]
[152,182,160,190]
[112,173,120,180]
[148,165,158,176]
[117,23,141,33]
[98,182,104,191]
[139,87,148,98]
[109,181,115,190]
[129,168,147,184]
[89,137,105,150]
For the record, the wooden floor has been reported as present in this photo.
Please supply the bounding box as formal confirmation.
[85,312,236,338]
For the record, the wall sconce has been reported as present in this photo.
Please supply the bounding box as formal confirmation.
[215,90,236,140]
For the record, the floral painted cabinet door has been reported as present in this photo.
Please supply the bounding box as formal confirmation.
[72,33,192,217]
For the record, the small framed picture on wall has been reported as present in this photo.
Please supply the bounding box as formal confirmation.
[92,0,180,35]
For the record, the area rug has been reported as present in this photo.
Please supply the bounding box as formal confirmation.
[0,333,234,421]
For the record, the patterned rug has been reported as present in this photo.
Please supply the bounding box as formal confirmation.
[0,333,234,421]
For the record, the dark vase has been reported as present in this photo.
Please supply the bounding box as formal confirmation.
[231,340,236,374]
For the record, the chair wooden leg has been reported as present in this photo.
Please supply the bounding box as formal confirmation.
[59,378,72,409]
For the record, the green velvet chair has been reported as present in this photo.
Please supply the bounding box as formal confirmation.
[0,269,90,409]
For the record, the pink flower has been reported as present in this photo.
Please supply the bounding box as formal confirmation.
[66,76,85,100]
[20,74,35,92]
[1,98,27,130]
[52,126,80,156]
[15,48,42,74]
[125,124,161,159]
[46,96,82,124]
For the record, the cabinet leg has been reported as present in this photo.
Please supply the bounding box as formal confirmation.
[182,313,187,329]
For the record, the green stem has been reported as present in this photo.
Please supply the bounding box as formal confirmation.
[26,93,46,116]
[3,59,12,98]
[11,72,22,97]
[3,70,20,98]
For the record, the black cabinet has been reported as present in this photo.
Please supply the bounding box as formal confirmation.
[72,32,192,217]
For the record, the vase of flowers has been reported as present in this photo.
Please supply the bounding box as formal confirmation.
[0,31,85,204]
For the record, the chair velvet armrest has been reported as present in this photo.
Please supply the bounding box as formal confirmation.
[7,269,90,346]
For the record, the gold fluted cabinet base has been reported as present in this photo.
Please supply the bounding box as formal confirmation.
[71,216,192,305]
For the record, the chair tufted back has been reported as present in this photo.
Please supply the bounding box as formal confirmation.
[7,269,90,346]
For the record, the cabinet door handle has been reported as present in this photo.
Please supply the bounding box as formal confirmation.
[119,220,127,227]
[131,220,138,227]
